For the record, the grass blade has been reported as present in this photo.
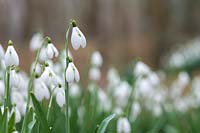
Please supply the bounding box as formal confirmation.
[97,114,116,133]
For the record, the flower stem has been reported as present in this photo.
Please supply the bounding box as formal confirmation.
[47,86,57,122]
[21,37,49,133]
[64,24,71,133]
[4,66,11,110]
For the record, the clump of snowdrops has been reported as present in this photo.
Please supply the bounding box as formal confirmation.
[1,20,200,133]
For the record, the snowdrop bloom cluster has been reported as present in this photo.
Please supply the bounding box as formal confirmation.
[89,51,103,81]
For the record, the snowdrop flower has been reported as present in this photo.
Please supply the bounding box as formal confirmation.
[66,62,80,83]
[11,91,25,110]
[39,47,48,62]
[31,62,42,74]
[89,67,101,81]
[91,51,103,67]
[69,83,81,98]
[12,107,21,123]
[71,21,86,50]
[56,90,65,107]
[130,102,141,121]
[4,41,19,67]
[117,117,131,133]
[46,43,59,59]
[114,81,131,107]
[40,66,59,87]
[29,33,43,51]
[0,44,5,60]
[134,61,150,77]
[34,79,50,101]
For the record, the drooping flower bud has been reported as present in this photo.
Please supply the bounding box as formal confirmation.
[71,21,86,50]
[29,33,43,51]
[46,43,59,59]
[56,90,65,107]
[66,62,80,83]
[4,40,19,67]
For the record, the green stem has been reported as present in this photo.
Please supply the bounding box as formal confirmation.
[47,86,57,122]
[4,66,11,110]
[64,25,71,133]
[21,37,49,133]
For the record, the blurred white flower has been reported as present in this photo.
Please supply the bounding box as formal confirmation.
[56,90,65,107]
[89,67,101,81]
[91,51,103,67]
[0,44,5,60]
[98,89,111,111]
[40,66,59,87]
[66,62,80,83]
[114,81,131,107]
[71,27,86,50]
[31,62,42,74]
[69,83,81,98]
[29,33,43,51]
[11,91,25,111]
[34,79,50,101]
[46,43,59,59]
[117,117,131,133]
[134,61,150,77]
[5,45,19,67]
[12,107,21,123]
[39,47,48,62]
[130,102,141,121]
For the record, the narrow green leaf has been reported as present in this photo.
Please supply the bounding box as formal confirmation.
[31,93,50,133]
[27,113,36,133]
[8,111,16,133]
[0,107,8,133]
[97,114,116,133]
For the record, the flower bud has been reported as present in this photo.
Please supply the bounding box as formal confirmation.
[5,43,19,67]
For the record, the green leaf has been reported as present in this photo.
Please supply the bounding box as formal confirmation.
[27,113,36,133]
[8,111,16,133]
[31,93,50,133]
[0,107,8,133]
[97,114,116,133]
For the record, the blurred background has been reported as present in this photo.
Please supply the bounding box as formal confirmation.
[0,0,200,73]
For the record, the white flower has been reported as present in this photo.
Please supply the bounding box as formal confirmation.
[13,107,21,123]
[5,45,19,67]
[91,51,103,67]
[134,61,150,77]
[40,66,59,87]
[71,27,86,50]
[117,117,131,133]
[130,102,141,121]
[66,62,80,83]
[56,90,65,107]
[46,43,59,59]
[89,67,101,81]
[39,48,48,62]
[11,91,25,110]
[34,79,50,101]
[31,62,42,74]
[0,44,5,60]
[29,33,43,51]
[69,83,81,98]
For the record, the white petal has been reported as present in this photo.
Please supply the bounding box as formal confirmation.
[56,91,65,107]
[14,107,21,123]
[74,66,80,82]
[29,33,43,51]
[66,64,75,83]
[71,27,83,50]
[91,51,103,67]
[89,67,101,81]
[0,44,5,59]
[4,46,19,67]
